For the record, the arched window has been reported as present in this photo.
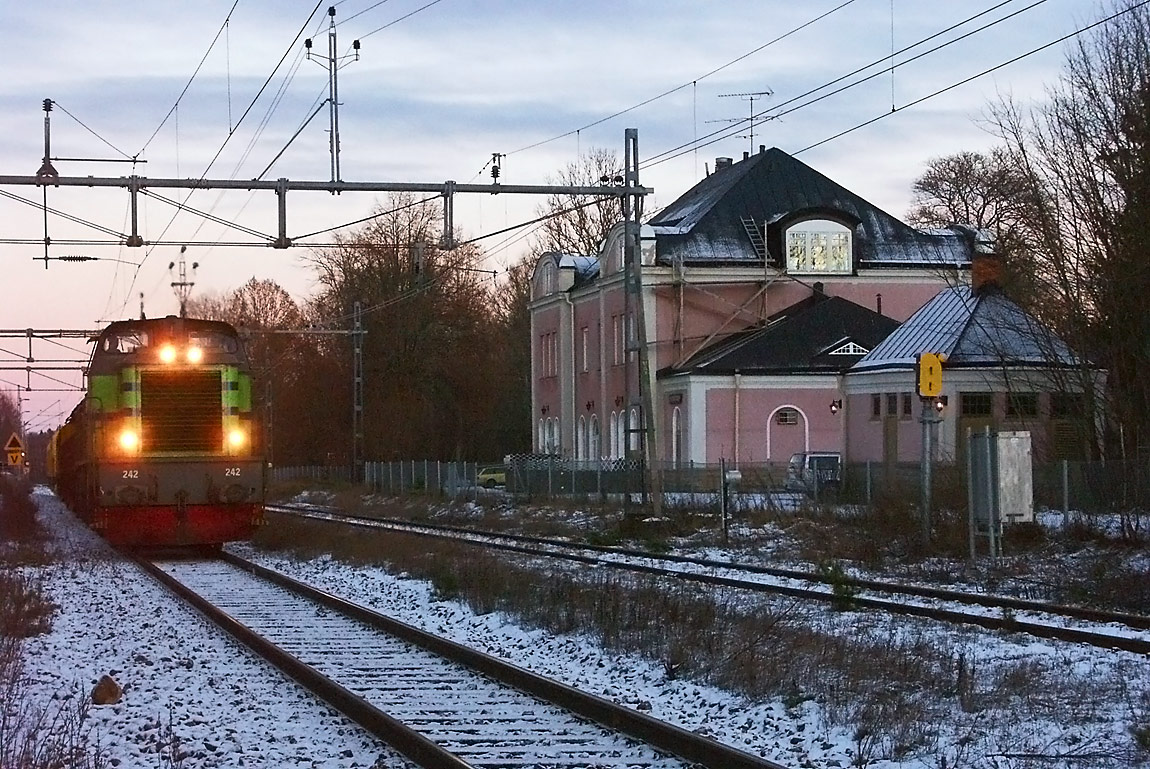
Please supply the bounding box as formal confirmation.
[609,412,618,459]
[535,260,557,297]
[629,407,641,453]
[546,419,556,454]
[672,407,683,468]
[616,412,626,459]
[590,415,601,461]
[577,416,587,461]
[538,419,546,452]
[785,219,852,274]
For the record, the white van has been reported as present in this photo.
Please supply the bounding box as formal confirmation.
[785,452,842,495]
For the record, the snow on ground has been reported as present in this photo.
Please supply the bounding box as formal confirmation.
[262,498,1150,767]
[18,489,406,768]
[20,488,1150,768]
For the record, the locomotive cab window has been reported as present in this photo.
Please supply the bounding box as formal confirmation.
[103,332,149,353]
[188,331,238,353]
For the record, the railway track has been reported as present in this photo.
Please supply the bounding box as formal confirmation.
[266,503,1150,655]
[136,551,783,769]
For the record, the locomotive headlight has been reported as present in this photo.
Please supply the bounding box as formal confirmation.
[186,346,203,363]
[159,344,178,364]
[227,428,247,449]
[119,429,140,452]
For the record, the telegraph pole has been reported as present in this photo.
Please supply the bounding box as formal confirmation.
[352,300,364,482]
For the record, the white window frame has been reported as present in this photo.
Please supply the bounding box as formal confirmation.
[785,219,852,274]
[776,408,798,426]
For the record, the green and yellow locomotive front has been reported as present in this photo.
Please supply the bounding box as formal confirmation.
[86,316,265,546]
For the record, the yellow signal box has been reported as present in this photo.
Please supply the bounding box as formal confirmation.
[917,353,945,397]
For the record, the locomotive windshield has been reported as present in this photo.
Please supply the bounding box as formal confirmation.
[187,330,238,353]
[102,331,150,353]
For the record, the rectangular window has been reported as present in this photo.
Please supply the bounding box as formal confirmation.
[886,393,898,416]
[581,327,589,372]
[960,392,993,417]
[787,232,809,271]
[901,393,913,419]
[1006,392,1039,418]
[871,394,881,420]
[612,316,620,366]
[1051,393,1085,418]
[828,233,850,270]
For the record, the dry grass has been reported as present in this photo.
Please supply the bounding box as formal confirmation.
[0,480,107,769]
[253,511,1145,764]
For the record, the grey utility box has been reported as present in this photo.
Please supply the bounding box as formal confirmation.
[970,430,1034,528]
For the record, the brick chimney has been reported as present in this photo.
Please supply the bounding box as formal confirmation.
[971,250,1003,296]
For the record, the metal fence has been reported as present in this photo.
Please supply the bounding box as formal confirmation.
[270,457,1150,518]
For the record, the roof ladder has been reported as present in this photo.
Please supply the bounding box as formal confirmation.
[741,217,767,261]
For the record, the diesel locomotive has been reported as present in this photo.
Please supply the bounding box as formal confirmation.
[48,316,264,546]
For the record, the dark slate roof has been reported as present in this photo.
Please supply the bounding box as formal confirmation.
[647,148,973,267]
[851,285,1084,372]
[664,293,901,376]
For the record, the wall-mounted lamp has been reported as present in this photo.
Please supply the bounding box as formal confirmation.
[585,400,594,411]
[934,395,949,413]
[614,395,624,408]
[540,405,549,415]
[829,399,842,415]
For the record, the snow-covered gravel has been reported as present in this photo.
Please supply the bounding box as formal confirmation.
[18,489,407,768]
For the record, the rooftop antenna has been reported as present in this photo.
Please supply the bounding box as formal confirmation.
[304,7,361,189]
[710,89,774,156]
[169,246,198,318]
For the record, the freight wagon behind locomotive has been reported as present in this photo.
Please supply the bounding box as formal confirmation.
[49,316,264,547]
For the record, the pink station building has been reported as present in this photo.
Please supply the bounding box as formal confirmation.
[528,148,1095,470]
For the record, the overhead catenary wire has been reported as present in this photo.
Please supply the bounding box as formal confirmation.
[51,102,133,160]
[117,1,327,317]
[139,189,274,240]
[293,194,443,241]
[643,0,1048,167]
[0,189,127,240]
[507,0,862,156]
[794,0,1150,155]
[136,0,242,157]
[357,0,446,39]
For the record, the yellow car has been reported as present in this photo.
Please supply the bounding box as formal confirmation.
[477,466,506,489]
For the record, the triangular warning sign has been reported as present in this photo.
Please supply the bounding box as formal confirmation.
[4,433,23,452]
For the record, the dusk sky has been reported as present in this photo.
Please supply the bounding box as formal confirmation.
[0,0,1107,427]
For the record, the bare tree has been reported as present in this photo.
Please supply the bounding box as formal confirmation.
[907,147,1046,298]
[187,279,331,464]
[531,148,623,257]
[987,0,1150,455]
[0,391,19,443]
[308,193,506,460]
